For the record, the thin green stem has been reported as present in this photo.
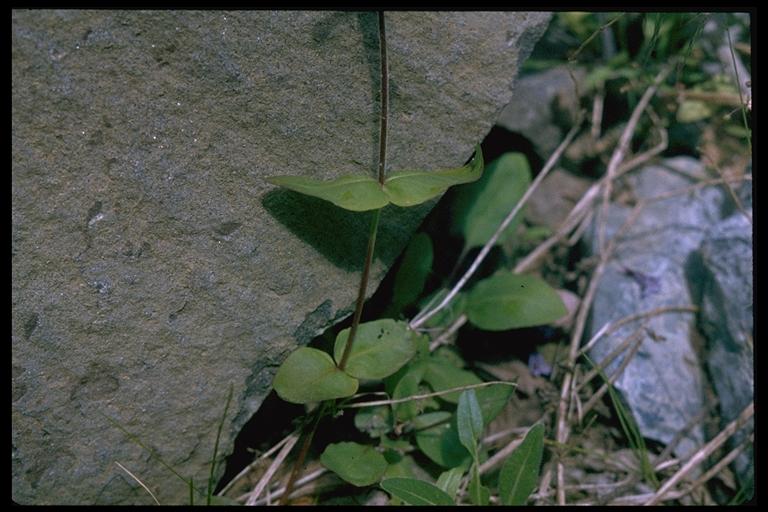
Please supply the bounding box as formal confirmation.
[377,11,389,185]
[339,10,388,371]
[338,208,380,371]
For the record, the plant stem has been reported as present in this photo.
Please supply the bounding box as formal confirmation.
[280,11,390,502]
[338,208,380,371]
[278,402,327,506]
[377,11,389,185]
[339,10,388,370]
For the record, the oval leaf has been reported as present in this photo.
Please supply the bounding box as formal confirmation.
[499,423,545,505]
[383,145,483,207]
[267,146,483,212]
[334,319,418,380]
[436,467,465,500]
[414,413,470,468]
[423,359,482,403]
[475,383,516,425]
[380,478,454,506]
[273,347,358,404]
[390,233,433,314]
[467,271,568,331]
[452,152,531,250]
[266,174,387,212]
[321,442,388,487]
[457,389,484,456]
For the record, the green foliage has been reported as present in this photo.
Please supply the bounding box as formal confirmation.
[320,442,388,487]
[467,271,567,331]
[414,413,470,468]
[272,347,359,404]
[389,233,433,315]
[436,467,465,500]
[498,423,545,505]
[452,152,531,250]
[457,389,490,505]
[380,478,455,506]
[267,145,483,212]
[333,319,419,380]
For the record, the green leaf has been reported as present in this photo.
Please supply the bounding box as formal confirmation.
[272,347,358,404]
[499,423,545,505]
[267,146,483,212]
[390,233,433,314]
[423,359,482,403]
[414,414,470,468]
[382,145,484,207]
[334,319,418,380]
[266,174,387,212]
[466,271,567,331]
[436,467,465,500]
[390,362,431,422]
[380,478,455,506]
[456,389,484,457]
[475,383,516,425]
[452,152,531,250]
[468,465,490,506]
[320,442,388,487]
[354,406,392,438]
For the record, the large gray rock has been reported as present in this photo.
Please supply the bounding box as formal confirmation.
[12,10,551,504]
[587,158,726,461]
[698,205,753,489]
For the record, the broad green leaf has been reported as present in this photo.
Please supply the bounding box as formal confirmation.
[354,406,392,438]
[466,271,567,331]
[267,146,483,212]
[452,152,531,250]
[266,174,386,212]
[457,389,484,457]
[436,467,465,500]
[499,423,545,505]
[383,454,421,480]
[390,362,431,422]
[320,442,388,487]
[380,478,454,506]
[411,411,452,430]
[390,233,433,314]
[382,145,484,207]
[414,414,470,468]
[334,319,418,380]
[423,359,482,403]
[475,383,516,425]
[273,347,358,404]
[468,465,490,506]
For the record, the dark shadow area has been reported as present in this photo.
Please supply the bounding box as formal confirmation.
[261,188,434,273]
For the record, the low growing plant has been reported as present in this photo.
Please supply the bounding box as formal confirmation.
[266,11,565,505]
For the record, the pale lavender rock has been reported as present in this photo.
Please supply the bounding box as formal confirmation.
[587,157,726,461]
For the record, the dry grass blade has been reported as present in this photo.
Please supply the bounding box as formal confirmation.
[217,428,300,497]
[341,380,517,409]
[114,461,160,505]
[244,432,300,505]
[644,402,754,505]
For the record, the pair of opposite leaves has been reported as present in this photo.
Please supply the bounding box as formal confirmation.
[267,145,484,211]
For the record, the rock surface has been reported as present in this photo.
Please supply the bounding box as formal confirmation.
[586,158,726,461]
[697,201,753,489]
[12,10,551,504]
